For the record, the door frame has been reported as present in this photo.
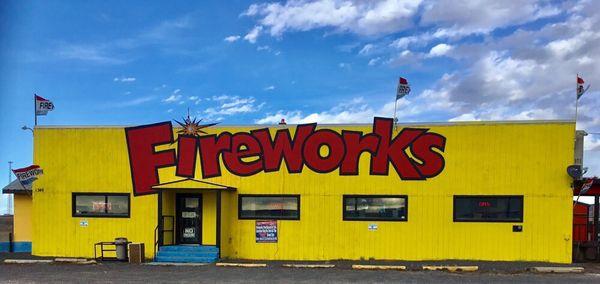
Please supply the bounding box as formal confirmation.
[175,193,203,245]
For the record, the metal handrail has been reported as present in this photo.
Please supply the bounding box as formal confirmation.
[153,215,176,260]
[153,225,159,260]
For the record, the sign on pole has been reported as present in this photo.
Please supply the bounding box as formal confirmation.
[12,165,43,190]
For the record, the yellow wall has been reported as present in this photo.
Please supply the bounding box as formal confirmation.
[13,194,32,242]
[32,121,575,263]
[33,128,158,259]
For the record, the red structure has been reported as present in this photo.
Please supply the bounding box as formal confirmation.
[573,201,594,243]
[573,178,600,261]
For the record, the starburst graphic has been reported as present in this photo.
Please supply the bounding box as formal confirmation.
[174,112,217,137]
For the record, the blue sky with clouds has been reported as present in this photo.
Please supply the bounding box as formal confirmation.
[1,0,600,212]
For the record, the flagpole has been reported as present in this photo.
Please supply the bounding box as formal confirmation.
[575,74,579,126]
[393,97,398,131]
[34,94,37,127]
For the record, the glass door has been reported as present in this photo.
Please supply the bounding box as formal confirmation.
[176,194,202,244]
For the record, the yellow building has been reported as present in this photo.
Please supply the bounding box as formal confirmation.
[1,181,33,252]
[26,118,575,263]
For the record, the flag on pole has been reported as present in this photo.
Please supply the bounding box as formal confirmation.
[396,77,411,100]
[580,179,594,195]
[577,76,590,100]
[12,165,43,190]
[35,95,54,115]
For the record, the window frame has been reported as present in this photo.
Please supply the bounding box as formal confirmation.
[453,195,524,223]
[342,195,408,222]
[72,192,131,218]
[238,194,301,220]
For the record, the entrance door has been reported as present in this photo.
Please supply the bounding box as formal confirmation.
[176,194,202,244]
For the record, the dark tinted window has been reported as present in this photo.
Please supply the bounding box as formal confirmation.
[239,195,300,220]
[343,195,407,221]
[454,196,523,222]
[72,193,130,217]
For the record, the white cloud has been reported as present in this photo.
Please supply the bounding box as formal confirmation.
[224,35,241,42]
[189,96,199,100]
[368,57,381,66]
[256,97,402,124]
[257,45,271,51]
[421,0,561,36]
[243,0,423,38]
[163,94,181,103]
[244,26,263,43]
[359,43,375,55]
[107,96,155,108]
[428,43,453,57]
[264,85,275,91]
[202,96,265,117]
[113,76,136,82]
[163,89,183,103]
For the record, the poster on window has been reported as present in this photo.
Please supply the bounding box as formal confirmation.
[256,220,277,243]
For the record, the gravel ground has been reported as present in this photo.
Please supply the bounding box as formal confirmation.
[2,253,600,283]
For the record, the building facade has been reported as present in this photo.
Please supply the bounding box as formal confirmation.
[30,118,575,263]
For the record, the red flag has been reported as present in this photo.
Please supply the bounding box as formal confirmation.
[577,75,590,100]
[396,77,410,100]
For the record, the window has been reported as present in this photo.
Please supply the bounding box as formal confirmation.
[454,195,523,222]
[238,195,300,220]
[343,195,407,221]
[72,193,130,218]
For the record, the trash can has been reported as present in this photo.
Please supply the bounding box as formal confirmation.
[115,237,128,261]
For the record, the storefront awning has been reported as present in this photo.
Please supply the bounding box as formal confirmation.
[152,178,236,191]
[2,179,32,195]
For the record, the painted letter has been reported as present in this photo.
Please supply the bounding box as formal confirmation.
[340,131,380,175]
[410,133,446,178]
[176,135,198,178]
[251,124,316,173]
[303,129,345,173]
[223,133,263,176]
[125,122,176,195]
[198,133,232,178]
[371,117,425,179]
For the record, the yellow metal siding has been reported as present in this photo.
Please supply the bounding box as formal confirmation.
[33,129,157,259]
[32,122,574,263]
[13,194,32,242]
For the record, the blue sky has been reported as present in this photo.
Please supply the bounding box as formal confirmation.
[1,0,600,212]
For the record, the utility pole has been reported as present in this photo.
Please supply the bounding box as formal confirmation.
[8,161,13,215]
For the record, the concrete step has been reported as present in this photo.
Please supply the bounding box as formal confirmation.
[154,255,218,263]
[156,250,218,258]
[159,245,219,253]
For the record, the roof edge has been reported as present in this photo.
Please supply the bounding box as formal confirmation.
[34,119,576,129]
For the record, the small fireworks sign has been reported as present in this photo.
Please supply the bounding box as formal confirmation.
[256,220,278,243]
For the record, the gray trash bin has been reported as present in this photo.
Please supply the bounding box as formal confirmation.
[115,237,128,261]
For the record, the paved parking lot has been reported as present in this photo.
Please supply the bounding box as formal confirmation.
[2,258,600,283]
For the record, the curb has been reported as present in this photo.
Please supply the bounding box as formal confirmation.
[422,265,478,272]
[145,262,210,266]
[528,267,584,273]
[216,262,267,268]
[4,259,54,264]
[54,258,97,265]
[282,264,335,268]
[352,265,406,271]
